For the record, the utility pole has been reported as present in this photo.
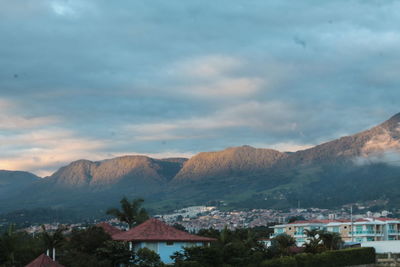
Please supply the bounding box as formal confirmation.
[351,205,354,242]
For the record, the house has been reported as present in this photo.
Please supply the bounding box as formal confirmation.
[112,218,216,264]
[96,222,123,236]
[271,217,400,246]
[25,254,65,267]
[271,219,335,246]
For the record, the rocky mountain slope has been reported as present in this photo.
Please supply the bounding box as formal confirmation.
[1,113,400,216]
[283,113,400,166]
[47,156,186,190]
[172,146,288,182]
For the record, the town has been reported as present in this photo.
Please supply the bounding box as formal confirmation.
[9,202,398,266]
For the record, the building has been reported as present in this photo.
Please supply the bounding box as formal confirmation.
[96,222,123,236]
[112,218,216,264]
[272,218,400,246]
[24,254,65,267]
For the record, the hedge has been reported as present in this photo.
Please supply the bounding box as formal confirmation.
[261,256,297,267]
[261,247,376,267]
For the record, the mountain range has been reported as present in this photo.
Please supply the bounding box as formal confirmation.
[1,113,400,218]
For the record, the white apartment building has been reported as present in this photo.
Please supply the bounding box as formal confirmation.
[271,218,400,246]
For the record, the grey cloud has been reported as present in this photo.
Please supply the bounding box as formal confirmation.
[0,0,400,174]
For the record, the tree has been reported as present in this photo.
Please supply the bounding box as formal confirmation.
[133,248,164,267]
[0,225,18,266]
[270,234,296,257]
[287,216,306,223]
[95,240,131,267]
[40,225,66,261]
[60,226,115,267]
[318,231,343,250]
[107,197,149,229]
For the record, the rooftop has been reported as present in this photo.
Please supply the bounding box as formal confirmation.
[96,222,123,236]
[25,254,65,267]
[112,218,217,242]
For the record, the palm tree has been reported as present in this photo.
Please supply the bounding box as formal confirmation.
[271,233,296,256]
[107,197,149,229]
[319,231,343,250]
[40,225,66,261]
[303,229,324,253]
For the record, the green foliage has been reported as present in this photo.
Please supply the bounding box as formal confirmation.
[287,216,306,223]
[96,240,132,266]
[172,227,269,267]
[107,197,149,229]
[133,247,165,267]
[0,225,43,267]
[261,256,297,267]
[0,208,81,229]
[39,225,66,251]
[269,233,296,256]
[318,231,343,251]
[261,247,376,267]
[303,229,343,253]
[59,226,131,267]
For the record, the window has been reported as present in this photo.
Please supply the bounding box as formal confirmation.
[166,241,174,246]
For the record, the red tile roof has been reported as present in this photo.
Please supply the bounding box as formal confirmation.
[25,254,65,267]
[97,222,123,236]
[288,219,351,225]
[289,219,335,224]
[112,218,217,242]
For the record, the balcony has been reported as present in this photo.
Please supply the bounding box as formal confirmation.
[294,232,305,237]
[388,230,400,235]
[349,231,383,236]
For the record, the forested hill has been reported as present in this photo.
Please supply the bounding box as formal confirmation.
[1,113,400,217]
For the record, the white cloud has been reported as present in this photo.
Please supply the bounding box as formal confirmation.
[174,55,241,78]
[49,0,95,17]
[0,99,59,130]
[167,55,264,98]
[254,142,314,152]
[0,129,107,176]
[190,77,263,97]
[124,100,299,142]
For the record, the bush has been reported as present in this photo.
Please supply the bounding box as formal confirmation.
[262,247,375,267]
[261,256,297,267]
[133,247,165,267]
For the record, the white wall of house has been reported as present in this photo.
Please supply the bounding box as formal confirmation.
[135,241,204,264]
[362,240,400,253]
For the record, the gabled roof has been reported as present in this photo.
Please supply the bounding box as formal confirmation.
[25,254,65,267]
[112,218,217,242]
[97,222,123,236]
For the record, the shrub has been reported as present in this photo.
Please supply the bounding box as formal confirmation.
[261,256,297,267]
[263,247,375,267]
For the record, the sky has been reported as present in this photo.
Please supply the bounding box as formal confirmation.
[0,0,400,176]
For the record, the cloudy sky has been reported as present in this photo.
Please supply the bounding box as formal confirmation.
[0,0,399,176]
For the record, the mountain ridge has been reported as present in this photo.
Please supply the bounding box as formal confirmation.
[1,113,400,215]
